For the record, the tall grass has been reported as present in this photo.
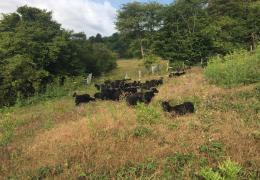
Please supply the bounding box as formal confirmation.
[204,48,260,87]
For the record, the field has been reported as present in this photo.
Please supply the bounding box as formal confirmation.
[0,60,259,179]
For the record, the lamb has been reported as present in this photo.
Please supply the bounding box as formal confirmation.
[161,101,195,115]
[73,92,95,106]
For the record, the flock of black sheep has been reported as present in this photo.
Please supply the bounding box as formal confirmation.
[73,71,195,116]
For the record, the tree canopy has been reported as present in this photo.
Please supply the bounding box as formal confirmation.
[114,0,260,63]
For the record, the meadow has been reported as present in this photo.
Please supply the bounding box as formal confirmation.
[0,59,259,179]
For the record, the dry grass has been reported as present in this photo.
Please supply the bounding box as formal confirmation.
[0,60,259,179]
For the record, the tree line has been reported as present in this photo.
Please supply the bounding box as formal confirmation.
[109,0,260,62]
[0,6,116,107]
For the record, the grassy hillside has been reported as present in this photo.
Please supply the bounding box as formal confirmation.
[0,60,259,179]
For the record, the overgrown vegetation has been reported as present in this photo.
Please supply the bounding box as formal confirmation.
[205,47,260,87]
[200,159,242,180]
[0,6,116,108]
[135,103,161,125]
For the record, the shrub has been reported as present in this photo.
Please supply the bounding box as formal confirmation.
[135,103,161,124]
[219,159,241,179]
[200,159,241,180]
[204,47,260,87]
[200,167,223,180]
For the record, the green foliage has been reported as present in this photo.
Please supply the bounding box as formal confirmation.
[103,33,132,58]
[163,152,195,178]
[116,160,157,178]
[200,167,223,180]
[116,0,260,63]
[30,165,64,179]
[135,103,161,124]
[219,159,241,179]
[200,159,241,180]
[0,6,116,108]
[132,126,152,138]
[143,53,160,69]
[0,115,15,146]
[204,48,260,87]
[170,61,187,71]
[199,141,225,161]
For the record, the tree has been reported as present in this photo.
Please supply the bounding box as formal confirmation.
[116,2,164,58]
[154,0,211,63]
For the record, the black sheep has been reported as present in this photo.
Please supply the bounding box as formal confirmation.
[169,71,186,78]
[161,101,195,115]
[73,92,95,106]
[94,92,105,100]
[124,87,138,94]
[97,88,122,101]
[126,88,158,106]
[126,93,143,106]
[143,88,158,104]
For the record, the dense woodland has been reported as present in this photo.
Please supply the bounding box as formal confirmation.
[1,0,260,107]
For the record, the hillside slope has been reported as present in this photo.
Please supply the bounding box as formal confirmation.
[0,60,259,179]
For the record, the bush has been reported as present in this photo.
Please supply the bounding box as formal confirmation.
[135,103,161,124]
[204,48,260,87]
[200,159,241,180]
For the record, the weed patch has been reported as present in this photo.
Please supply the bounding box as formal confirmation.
[116,160,158,179]
[132,126,152,138]
[200,159,241,180]
[135,103,161,125]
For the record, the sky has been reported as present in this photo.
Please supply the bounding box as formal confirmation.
[0,0,173,37]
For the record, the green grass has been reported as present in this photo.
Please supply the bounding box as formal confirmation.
[132,126,153,138]
[0,116,15,146]
[135,103,161,125]
[204,48,260,87]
